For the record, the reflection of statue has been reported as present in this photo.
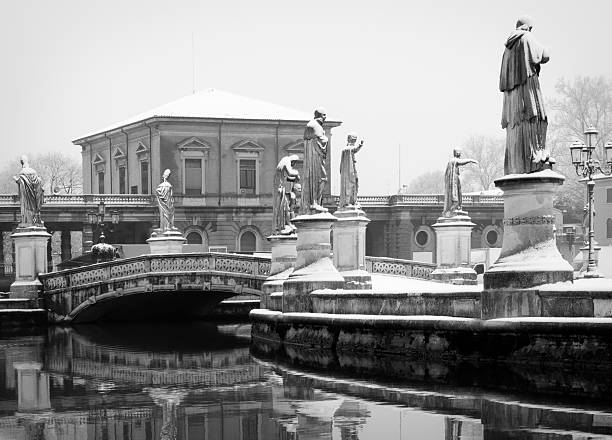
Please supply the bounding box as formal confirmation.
[500,16,551,174]
[273,155,300,235]
[339,133,364,209]
[13,156,44,227]
[155,169,175,233]
[443,149,477,217]
[146,388,186,440]
[301,108,329,214]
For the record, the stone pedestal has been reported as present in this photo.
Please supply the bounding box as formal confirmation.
[10,226,51,300]
[484,171,573,290]
[261,234,297,310]
[147,230,186,255]
[431,212,477,285]
[332,207,372,289]
[282,212,345,313]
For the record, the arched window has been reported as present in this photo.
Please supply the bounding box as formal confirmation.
[607,218,612,238]
[239,231,257,253]
[186,231,203,244]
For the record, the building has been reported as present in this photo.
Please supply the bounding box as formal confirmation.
[594,175,612,246]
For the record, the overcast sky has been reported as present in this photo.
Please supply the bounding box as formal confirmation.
[1,0,611,194]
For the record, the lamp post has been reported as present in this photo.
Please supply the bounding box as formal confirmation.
[87,201,119,244]
[569,126,612,278]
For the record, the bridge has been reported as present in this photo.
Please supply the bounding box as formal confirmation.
[39,253,435,323]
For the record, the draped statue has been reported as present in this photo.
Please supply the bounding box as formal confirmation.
[272,155,300,235]
[155,169,176,233]
[13,156,44,227]
[300,108,329,214]
[339,133,364,209]
[500,16,552,174]
[443,149,477,217]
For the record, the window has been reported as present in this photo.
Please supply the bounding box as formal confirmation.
[608,218,612,238]
[119,167,126,194]
[239,160,256,194]
[239,231,256,252]
[486,230,499,246]
[140,161,149,194]
[607,188,612,203]
[97,172,105,194]
[185,158,203,195]
[186,231,203,244]
[415,230,429,247]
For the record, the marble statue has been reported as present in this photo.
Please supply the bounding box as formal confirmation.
[13,156,44,227]
[301,108,329,214]
[339,133,364,209]
[273,154,300,235]
[500,15,552,175]
[155,169,176,233]
[443,149,477,217]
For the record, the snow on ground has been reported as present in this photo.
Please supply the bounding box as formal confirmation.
[370,274,481,293]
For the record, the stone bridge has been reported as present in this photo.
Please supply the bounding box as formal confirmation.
[39,253,435,323]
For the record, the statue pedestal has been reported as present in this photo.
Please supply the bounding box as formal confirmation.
[332,207,372,289]
[431,213,477,285]
[482,171,574,318]
[147,230,186,255]
[261,234,297,310]
[282,212,345,312]
[10,226,51,300]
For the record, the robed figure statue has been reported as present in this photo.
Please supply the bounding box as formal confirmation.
[155,169,176,233]
[272,155,300,235]
[500,16,551,175]
[301,108,329,214]
[443,149,477,217]
[13,156,44,227]
[339,133,364,209]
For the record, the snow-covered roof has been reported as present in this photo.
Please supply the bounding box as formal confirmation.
[74,88,336,142]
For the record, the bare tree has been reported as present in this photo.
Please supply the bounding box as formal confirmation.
[405,170,445,194]
[461,135,505,191]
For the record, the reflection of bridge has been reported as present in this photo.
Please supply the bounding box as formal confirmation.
[39,252,435,323]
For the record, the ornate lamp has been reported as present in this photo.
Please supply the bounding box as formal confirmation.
[584,125,598,149]
[605,141,612,165]
[570,141,584,167]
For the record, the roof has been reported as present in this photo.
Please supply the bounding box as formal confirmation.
[74,88,340,143]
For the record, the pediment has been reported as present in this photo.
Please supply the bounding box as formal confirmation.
[231,139,265,153]
[177,136,211,151]
[283,140,304,154]
[92,153,105,164]
[135,141,149,155]
[112,147,125,159]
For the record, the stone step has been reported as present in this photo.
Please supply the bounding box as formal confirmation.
[0,299,33,310]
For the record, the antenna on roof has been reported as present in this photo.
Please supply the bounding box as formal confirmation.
[191,32,195,94]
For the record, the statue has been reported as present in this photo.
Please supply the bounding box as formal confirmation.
[13,156,44,227]
[155,169,176,233]
[443,149,477,217]
[339,133,364,209]
[500,15,552,175]
[272,155,300,235]
[301,107,329,214]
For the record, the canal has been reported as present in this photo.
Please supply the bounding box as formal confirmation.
[0,322,612,439]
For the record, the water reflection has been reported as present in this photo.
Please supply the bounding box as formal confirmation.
[0,324,611,439]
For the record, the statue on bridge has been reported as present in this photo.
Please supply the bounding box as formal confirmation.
[339,133,364,209]
[155,169,177,233]
[13,156,44,227]
[500,16,553,174]
[273,154,300,235]
[443,149,477,217]
[301,108,329,214]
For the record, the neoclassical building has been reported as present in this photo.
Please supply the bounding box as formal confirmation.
[74,89,341,253]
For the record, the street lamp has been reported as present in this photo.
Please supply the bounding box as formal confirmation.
[569,125,612,278]
[87,201,120,244]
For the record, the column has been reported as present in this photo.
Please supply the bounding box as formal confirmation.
[82,223,93,253]
[61,229,72,262]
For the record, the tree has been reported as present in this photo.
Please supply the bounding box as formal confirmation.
[548,76,612,221]
[405,170,445,194]
[461,135,505,191]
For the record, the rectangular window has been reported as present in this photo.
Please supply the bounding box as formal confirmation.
[119,167,126,194]
[607,188,612,203]
[140,161,149,194]
[185,158,203,195]
[239,159,256,195]
[130,185,138,194]
[98,172,105,194]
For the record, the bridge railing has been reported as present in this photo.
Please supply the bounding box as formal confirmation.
[39,252,272,292]
[365,256,436,279]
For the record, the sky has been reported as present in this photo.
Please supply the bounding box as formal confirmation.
[1,0,611,195]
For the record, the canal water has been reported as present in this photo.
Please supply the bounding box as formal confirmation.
[1,322,612,439]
